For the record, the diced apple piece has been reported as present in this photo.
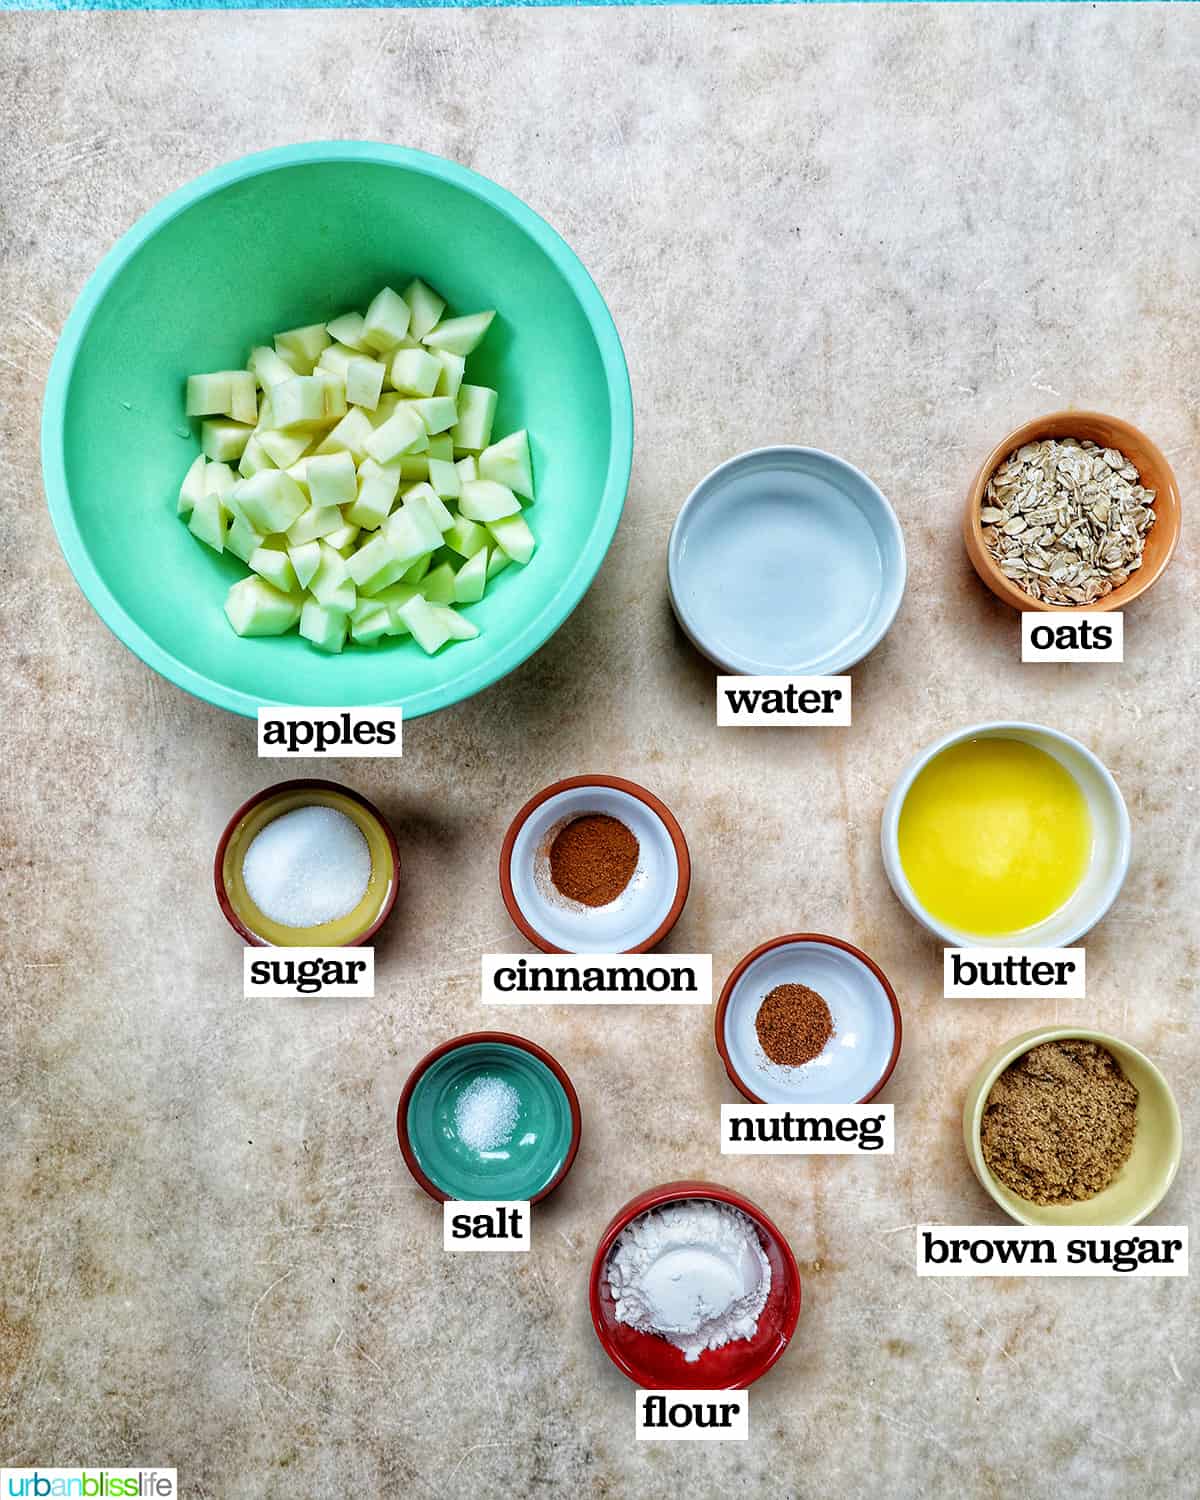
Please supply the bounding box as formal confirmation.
[324,520,360,553]
[226,511,266,564]
[187,490,225,552]
[238,433,276,478]
[271,376,329,430]
[364,405,428,464]
[275,323,331,375]
[427,457,461,500]
[427,602,480,641]
[300,597,349,653]
[186,373,232,417]
[177,454,207,517]
[223,370,257,426]
[309,540,357,612]
[488,512,536,565]
[370,392,400,425]
[345,457,401,530]
[423,310,495,357]
[420,561,457,605]
[403,278,445,340]
[406,396,458,435]
[452,386,498,452]
[225,576,302,637]
[396,455,430,482]
[427,433,454,461]
[390,347,441,397]
[346,533,406,593]
[248,346,298,390]
[382,502,442,566]
[350,598,391,644]
[455,455,478,483]
[479,430,533,499]
[286,504,342,546]
[249,545,299,595]
[316,343,359,380]
[257,428,312,469]
[288,539,321,589]
[315,407,375,462]
[362,287,411,352]
[306,451,357,509]
[403,481,454,532]
[234,470,308,533]
[487,546,512,580]
[313,371,347,422]
[201,419,253,463]
[401,552,432,584]
[204,463,237,514]
[443,514,490,558]
[454,547,488,604]
[369,582,420,634]
[346,356,386,411]
[432,349,466,400]
[326,312,368,350]
[395,594,452,654]
[459,479,521,523]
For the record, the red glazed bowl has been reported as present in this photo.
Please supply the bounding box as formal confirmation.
[589,1180,801,1389]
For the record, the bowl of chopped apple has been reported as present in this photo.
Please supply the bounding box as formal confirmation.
[42,142,634,719]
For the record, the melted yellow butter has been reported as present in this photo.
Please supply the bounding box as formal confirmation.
[897,737,1091,936]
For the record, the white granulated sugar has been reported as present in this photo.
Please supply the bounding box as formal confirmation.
[242,805,372,928]
[607,1199,771,1362]
[454,1075,521,1153]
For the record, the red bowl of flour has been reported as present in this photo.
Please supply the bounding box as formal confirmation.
[589,1180,802,1389]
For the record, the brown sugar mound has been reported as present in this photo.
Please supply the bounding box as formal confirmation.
[981,1039,1138,1206]
[755,983,834,1067]
[548,814,639,908]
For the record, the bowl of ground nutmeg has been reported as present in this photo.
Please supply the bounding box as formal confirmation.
[499,775,690,953]
[964,1027,1182,1227]
[716,935,902,1105]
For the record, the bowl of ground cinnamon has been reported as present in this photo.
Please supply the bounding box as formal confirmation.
[963,1026,1182,1226]
[499,775,690,953]
[715,935,902,1105]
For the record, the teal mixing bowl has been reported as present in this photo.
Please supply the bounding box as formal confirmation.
[398,1032,582,1203]
[42,142,633,720]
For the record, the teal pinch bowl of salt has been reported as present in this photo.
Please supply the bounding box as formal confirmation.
[668,446,906,676]
[397,1032,582,1203]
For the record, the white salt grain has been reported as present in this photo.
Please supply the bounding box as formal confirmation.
[454,1075,520,1152]
[242,805,372,928]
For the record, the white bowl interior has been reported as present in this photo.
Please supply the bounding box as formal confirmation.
[668,447,905,675]
[881,723,1130,948]
[509,785,679,953]
[723,940,897,1104]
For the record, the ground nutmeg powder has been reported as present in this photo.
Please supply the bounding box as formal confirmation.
[755,983,834,1067]
[548,814,639,907]
[981,1039,1138,1205]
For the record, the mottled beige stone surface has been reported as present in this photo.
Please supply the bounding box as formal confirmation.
[1,5,1197,1497]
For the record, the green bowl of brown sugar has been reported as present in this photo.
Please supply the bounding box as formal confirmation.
[963,1027,1182,1227]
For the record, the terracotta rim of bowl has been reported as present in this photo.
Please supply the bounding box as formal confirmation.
[498,775,691,953]
[714,933,902,1104]
[588,1179,803,1389]
[214,778,400,948]
[396,1030,583,1205]
[963,1025,1183,1227]
[963,410,1181,612]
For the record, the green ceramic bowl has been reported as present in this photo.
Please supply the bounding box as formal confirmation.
[963,1026,1182,1227]
[398,1033,582,1203]
[42,142,633,720]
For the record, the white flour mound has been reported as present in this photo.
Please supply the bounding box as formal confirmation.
[607,1199,771,1362]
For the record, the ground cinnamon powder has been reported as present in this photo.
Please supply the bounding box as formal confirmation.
[548,814,639,907]
[755,983,834,1066]
[981,1039,1138,1205]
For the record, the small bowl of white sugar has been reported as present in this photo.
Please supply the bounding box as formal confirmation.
[398,1031,582,1204]
[215,779,399,947]
[590,1181,802,1389]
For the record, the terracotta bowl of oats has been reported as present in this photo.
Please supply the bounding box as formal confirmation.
[964,411,1181,612]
